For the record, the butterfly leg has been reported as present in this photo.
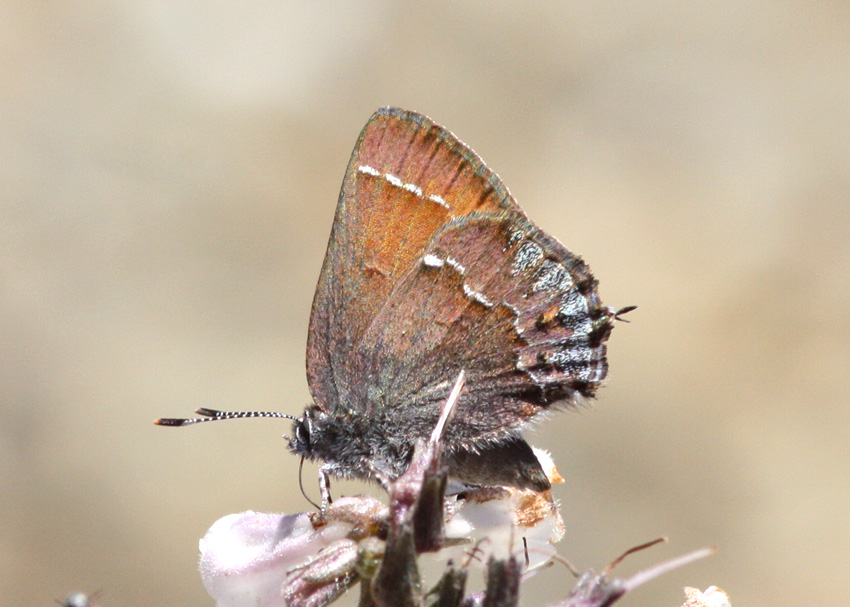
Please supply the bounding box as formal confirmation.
[318,466,334,511]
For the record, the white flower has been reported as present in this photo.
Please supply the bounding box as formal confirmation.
[199,510,353,607]
[445,448,565,573]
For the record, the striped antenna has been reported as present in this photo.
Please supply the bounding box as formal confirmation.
[155,408,298,427]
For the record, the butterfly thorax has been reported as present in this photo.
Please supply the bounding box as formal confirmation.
[288,405,414,483]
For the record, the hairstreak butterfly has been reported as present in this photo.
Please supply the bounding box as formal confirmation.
[157,107,632,496]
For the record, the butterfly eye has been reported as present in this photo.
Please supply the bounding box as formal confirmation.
[295,418,311,450]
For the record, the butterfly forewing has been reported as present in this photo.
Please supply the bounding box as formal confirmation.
[307,108,524,412]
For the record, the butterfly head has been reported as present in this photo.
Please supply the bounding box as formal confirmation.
[288,406,318,457]
[287,404,415,485]
[287,406,362,469]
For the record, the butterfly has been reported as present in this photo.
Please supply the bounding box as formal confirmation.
[158,107,631,496]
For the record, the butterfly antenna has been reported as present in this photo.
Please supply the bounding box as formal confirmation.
[155,408,298,426]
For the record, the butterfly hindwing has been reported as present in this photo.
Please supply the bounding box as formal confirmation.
[356,211,612,447]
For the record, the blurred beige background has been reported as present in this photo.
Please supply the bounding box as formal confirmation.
[3,2,848,606]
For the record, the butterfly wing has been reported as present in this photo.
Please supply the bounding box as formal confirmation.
[358,211,613,448]
[307,107,525,412]
[306,108,615,448]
